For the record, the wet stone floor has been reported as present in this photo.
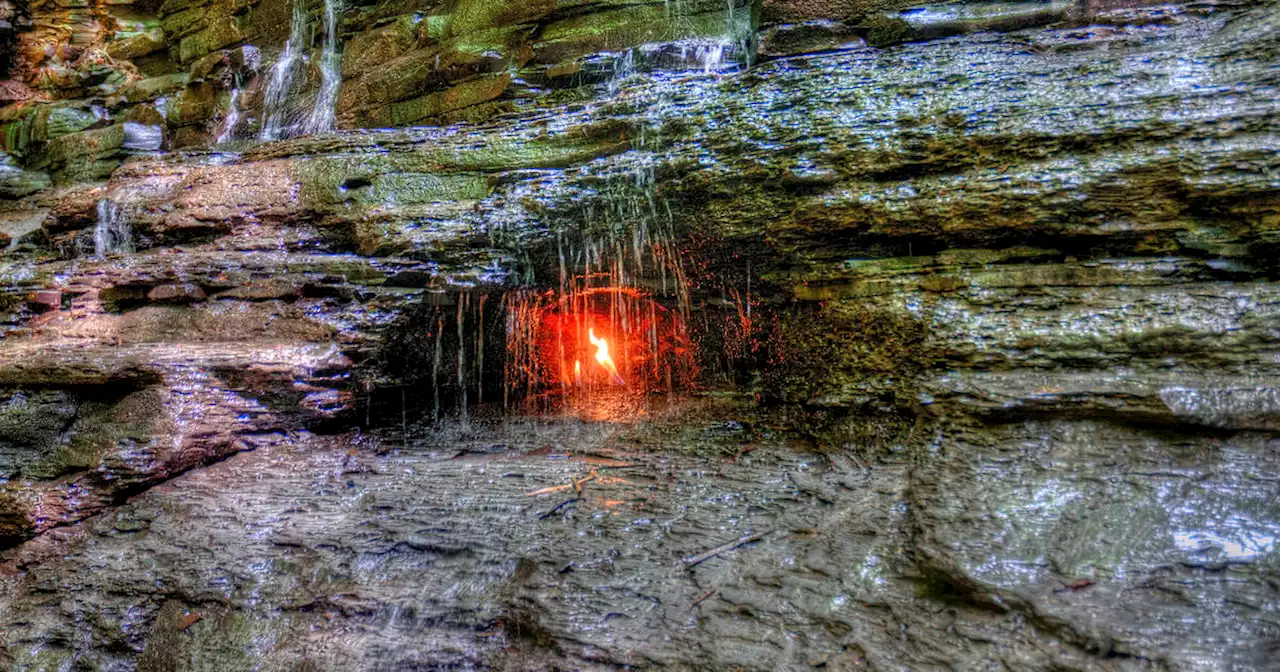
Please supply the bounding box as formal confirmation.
[0,396,1277,671]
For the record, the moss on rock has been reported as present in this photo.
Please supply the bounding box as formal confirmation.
[764,300,928,408]
[25,387,166,480]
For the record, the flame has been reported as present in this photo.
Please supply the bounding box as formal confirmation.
[588,328,625,385]
[574,359,582,386]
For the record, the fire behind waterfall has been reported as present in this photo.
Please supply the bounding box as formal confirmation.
[503,286,694,404]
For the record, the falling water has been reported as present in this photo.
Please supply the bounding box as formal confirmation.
[303,0,342,135]
[391,294,496,425]
[432,315,444,423]
[260,0,343,141]
[93,199,133,258]
[601,0,752,92]
[501,162,698,406]
[456,294,469,424]
[259,0,307,141]
[217,81,243,145]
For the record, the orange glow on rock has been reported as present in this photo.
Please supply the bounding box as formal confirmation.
[503,285,695,401]
[588,328,625,385]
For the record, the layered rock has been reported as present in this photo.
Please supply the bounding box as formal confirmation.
[0,0,760,186]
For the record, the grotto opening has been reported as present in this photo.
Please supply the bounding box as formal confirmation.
[0,0,1278,669]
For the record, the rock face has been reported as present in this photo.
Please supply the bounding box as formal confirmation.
[0,0,1278,669]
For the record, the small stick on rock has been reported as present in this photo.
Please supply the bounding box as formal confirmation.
[572,468,598,496]
[538,498,581,520]
[683,531,770,568]
[691,589,717,609]
[525,468,598,497]
[524,482,575,497]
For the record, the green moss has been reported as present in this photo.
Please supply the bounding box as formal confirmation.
[338,26,523,121]
[6,643,75,671]
[161,6,210,42]
[0,390,78,479]
[116,73,190,104]
[164,83,221,128]
[449,0,555,37]
[341,14,422,78]
[29,124,126,184]
[0,104,105,159]
[350,73,514,128]
[40,107,99,140]
[764,301,929,408]
[107,27,168,61]
[535,4,743,64]
[297,121,631,208]
[296,155,489,209]
[0,113,35,156]
[25,388,165,480]
[178,14,248,64]
[863,15,914,47]
[140,601,304,672]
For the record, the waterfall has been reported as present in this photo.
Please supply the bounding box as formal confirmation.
[217,81,242,145]
[121,122,164,152]
[218,48,259,145]
[259,0,307,141]
[605,0,752,87]
[260,0,342,141]
[432,315,444,423]
[303,0,342,135]
[93,199,133,258]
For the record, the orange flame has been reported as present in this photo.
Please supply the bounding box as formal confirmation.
[588,328,625,385]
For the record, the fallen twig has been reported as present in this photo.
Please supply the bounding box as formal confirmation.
[538,498,581,520]
[690,589,717,608]
[525,483,575,496]
[525,468,598,497]
[683,531,770,568]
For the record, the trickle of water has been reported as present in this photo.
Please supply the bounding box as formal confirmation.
[304,0,342,135]
[121,122,164,152]
[698,43,726,73]
[260,0,343,141]
[476,295,487,406]
[502,160,697,406]
[433,315,444,423]
[217,83,243,145]
[259,0,307,141]
[456,294,469,424]
[609,0,752,82]
[94,199,133,258]
[606,49,637,95]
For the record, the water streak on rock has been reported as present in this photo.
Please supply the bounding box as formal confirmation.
[303,0,342,135]
[259,0,308,141]
[260,0,343,141]
[217,83,243,146]
[92,199,132,258]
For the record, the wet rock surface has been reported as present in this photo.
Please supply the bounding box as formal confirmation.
[0,401,1195,670]
[2,397,1274,670]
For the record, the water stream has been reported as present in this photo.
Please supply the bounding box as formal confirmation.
[259,0,307,141]
[217,82,243,145]
[602,0,754,90]
[260,0,342,141]
[92,199,133,258]
[303,0,342,135]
